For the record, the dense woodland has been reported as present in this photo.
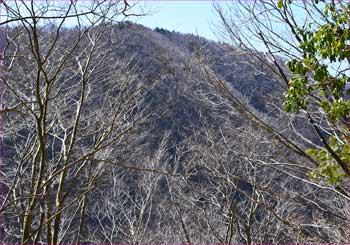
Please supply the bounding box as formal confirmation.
[1,0,350,244]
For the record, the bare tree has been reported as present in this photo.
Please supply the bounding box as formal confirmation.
[2,1,349,244]
[0,1,163,243]
[166,113,350,243]
[165,0,350,242]
[213,0,350,186]
[83,131,177,244]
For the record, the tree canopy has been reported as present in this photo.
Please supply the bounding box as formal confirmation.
[281,0,350,185]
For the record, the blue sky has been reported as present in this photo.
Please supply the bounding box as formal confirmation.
[129,1,219,41]
[1,0,222,41]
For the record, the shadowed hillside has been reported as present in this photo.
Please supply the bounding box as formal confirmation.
[3,20,349,244]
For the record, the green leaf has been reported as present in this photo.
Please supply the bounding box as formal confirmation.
[277,0,283,9]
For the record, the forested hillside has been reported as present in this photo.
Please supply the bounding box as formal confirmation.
[1,1,350,244]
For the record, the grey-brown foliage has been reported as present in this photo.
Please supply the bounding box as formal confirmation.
[1,1,350,244]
